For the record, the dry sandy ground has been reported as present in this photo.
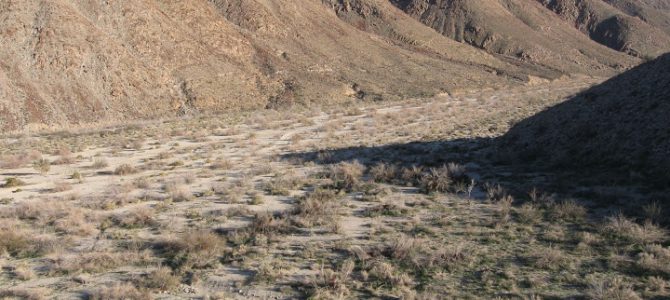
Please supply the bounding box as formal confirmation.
[2,77,668,299]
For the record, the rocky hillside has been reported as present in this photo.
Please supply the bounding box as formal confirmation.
[391,0,669,61]
[0,0,662,131]
[537,0,670,58]
[498,53,670,184]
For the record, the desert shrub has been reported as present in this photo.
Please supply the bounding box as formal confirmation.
[250,192,264,205]
[114,164,137,175]
[32,158,51,175]
[139,266,180,291]
[71,170,84,183]
[2,177,25,188]
[327,161,366,191]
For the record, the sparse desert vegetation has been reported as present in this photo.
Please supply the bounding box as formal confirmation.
[1,79,668,299]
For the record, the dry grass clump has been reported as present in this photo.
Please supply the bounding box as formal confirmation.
[400,165,423,186]
[308,259,355,297]
[110,207,157,229]
[209,158,233,170]
[484,182,509,202]
[114,163,137,175]
[85,283,151,300]
[0,151,41,169]
[382,236,472,272]
[0,228,35,257]
[156,230,226,270]
[586,276,642,300]
[419,163,468,194]
[642,201,663,223]
[528,245,571,271]
[635,244,670,276]
[365,260,414,288]
[363,202,407,217]
[92,157,109,169]
[262,171,303,196]
[250,211,292,236]
[515,203,543,224]
[53,181,73,192]
[163,181,192,202]
[49,252,126,274]
[9,263,36,280]
[53,147,75,165]
[549,200,587,222]
[0,288,46,300]
[603,214,667,244]
[139,266,181,291]
[370,162,398,183]
[326,161,366,191]
[292,189,342,228]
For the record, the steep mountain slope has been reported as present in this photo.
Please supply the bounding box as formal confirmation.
[498,53,670,183]
[389,0,640,73]
[537,0,670,58]
[0,0,539,131]
[604,0,670,36]
[0,0,655,131]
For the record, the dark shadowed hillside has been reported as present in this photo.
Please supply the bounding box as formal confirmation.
[498,53,670,184]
